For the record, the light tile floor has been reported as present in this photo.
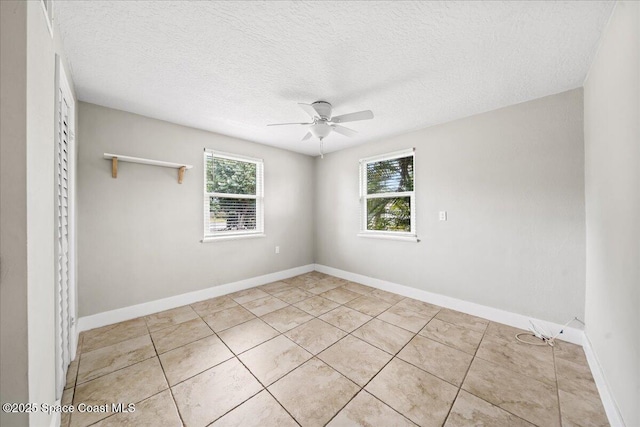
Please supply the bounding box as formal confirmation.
[62,272,609,427]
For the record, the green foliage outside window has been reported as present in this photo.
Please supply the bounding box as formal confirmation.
[366,155,413,232]
[206,155,258,231]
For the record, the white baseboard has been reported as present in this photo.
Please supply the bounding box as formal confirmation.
[314,264,584,345]
[582,334,625,427]
[77,264,314,332]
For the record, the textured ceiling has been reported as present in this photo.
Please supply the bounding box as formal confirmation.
[55,1,614,156]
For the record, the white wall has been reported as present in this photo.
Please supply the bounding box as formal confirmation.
[1,1,77,426]
[584,2,639,426]
[77,103,315,316]
[315,89,586,325]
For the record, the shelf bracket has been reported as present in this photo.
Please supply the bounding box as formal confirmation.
[112,157,118,178]
[103,153,193,183]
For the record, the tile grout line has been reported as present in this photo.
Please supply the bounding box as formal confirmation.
[447,327,543,427]
[441,318,489,426]
[553,347,564,427]
[146,324,187,427]
[322,311,426,426]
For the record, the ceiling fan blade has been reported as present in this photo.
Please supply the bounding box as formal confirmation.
[301,132,312,141]
[330,110,374,124]
[267,122,313,126]
[331,125,358,137]
[298,103,320,119]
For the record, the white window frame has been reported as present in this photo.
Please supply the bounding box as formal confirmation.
[202,150,264,242]
[358,148,418,242]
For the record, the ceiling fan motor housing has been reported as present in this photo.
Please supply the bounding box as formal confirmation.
[311,101,332,119]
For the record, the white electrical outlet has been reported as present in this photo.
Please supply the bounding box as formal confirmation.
[275,246,280,254]
[439,211,447,221]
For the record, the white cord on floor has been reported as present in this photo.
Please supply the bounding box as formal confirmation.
[514,317,584,347]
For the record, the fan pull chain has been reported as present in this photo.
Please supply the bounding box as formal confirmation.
[319,138,324,159]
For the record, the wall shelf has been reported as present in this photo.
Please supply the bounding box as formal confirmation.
[103,153,193,184]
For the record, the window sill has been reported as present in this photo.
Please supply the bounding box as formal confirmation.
[357,232,419,242]
[202,233,266,243]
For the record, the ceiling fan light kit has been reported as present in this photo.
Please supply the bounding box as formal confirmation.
[268,101,374,157]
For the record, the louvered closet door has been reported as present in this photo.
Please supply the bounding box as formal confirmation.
[55,84,73,397]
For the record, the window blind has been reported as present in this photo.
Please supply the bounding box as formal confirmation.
[360,149,416,235]
[204,151,264,238]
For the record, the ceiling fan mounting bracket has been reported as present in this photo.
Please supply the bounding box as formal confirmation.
[310,101,332,119]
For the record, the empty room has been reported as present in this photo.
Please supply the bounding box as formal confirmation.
[1,1,638,426]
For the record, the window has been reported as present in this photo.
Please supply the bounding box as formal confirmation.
[359,148,416,241]
[203,150,264,241]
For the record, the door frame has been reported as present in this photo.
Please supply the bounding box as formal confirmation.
[54,54,77,397]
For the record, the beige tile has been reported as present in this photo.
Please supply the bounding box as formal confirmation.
[366,358,458,427]
[260,280,295,294]
[319,306,372,333]
[294,295,339,316]
[159,335,234,386]
[345,295,392,316]
[150,317,213,354]
[419,318,483,355]
[261,306,314,333]
[212,390,298,427]
[82,318,148,353]
[306,278,344,295]
[93,390,182,427]
[239,335,312,385]
[269,358,359,427]
[191,296,238,317]
[77,335,156,384]
[435,308,489,333]
[319,287,361,304]
[394,298,442,317]
[485,321,528,342]
[554,339,589,366]
[378,305,431,333]
[272,287,314,304]
[71,358,168,427]
[398,335,473,386]
[242,295,288,317]
[145,305,199,332]
[282,274,319,287]
[230,288,271,304]
[462,357,560,427]
[369,288,405,304]
[445,390,534,427]
[341,281,375,295]
[476,333,556,386]
[218,318,279,354]
[202,305,255,332]
[318,335,391,386]
[352,318,414,354]
[306,271,329,280]
[555,357,600,399]
[61,387,74,427]
[285,319,346,354]
[172,358,262,427]
[328,391,416,427]
[65,357,79,389]
[558,389,609,427]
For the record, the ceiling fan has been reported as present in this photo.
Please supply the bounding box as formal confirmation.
[268,101,374,156]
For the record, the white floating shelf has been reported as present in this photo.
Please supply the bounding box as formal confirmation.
[104,153,193,184]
